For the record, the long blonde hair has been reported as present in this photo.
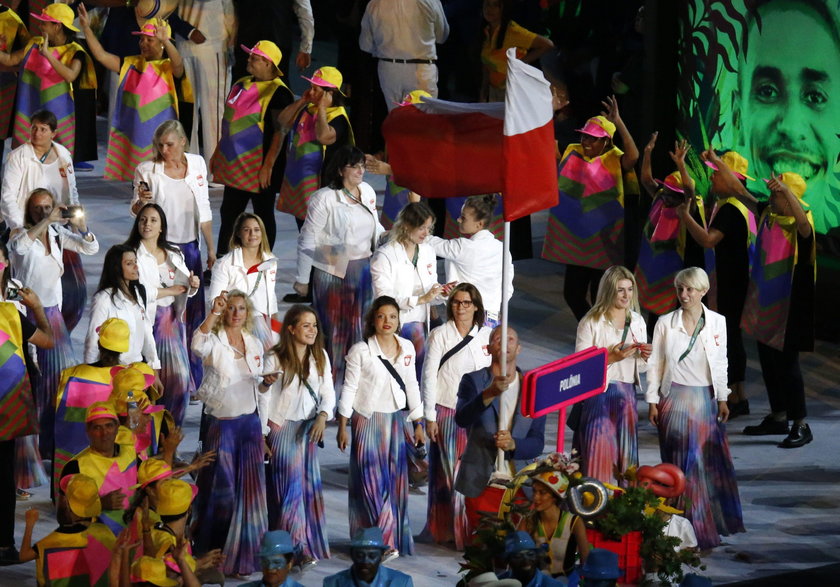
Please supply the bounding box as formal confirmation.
[213,290,255,334]
[582,265,639,323]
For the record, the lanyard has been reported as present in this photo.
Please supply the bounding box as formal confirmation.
[678,311,705,362]
[619,311,631,345]
[248,269,263,298]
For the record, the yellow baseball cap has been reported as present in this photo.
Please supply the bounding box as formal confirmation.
[764,172,807,200]
[97,318,130,353]
[704,150,755,181]
[85,401,119,424]
[575,115,616,139]
[109,367,152,415]
[132,18,171,40]
[302,66,345,96]
[241,40,282,69]
[397,89,432,108]
[656,170,695,193]
[156,479,198,516]
[131,557,179,587]
[32,4,79,32]
[59,474,102,518]
[136,458,173,489]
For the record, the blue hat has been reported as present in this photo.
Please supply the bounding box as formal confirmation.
[680,574,713,587]
[580,548,621,580]
[351,527,388,550]
[258,530,295,557]
[503,531,539,558]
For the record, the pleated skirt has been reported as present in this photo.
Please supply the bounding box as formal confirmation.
[424,405,469,549]
[349,411,413,554]
[573,381,639,485]
[176,241,205,387]
[153,305,195,428]
[192,412,268,575]
[60,249,86,333]
[14,434,48,489]
[658,383,745,549]
[31,305,75,460]
[266,419,330,560]
[312,259,372,389]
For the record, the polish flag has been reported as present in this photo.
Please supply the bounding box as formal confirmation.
[382,48,557,221]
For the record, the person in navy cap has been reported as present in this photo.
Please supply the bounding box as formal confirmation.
[239,530,303,587]
[498,531,564,587]
[577,548,620,587]
[323,527,414,586]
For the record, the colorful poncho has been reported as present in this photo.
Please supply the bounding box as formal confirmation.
[635,195,707,314]
[104,56,193,181]
[0,8,30,140]
[0,301,36,441]
[35,524,115,587]
[742,209,816,351]
[542,144,628,269]
[72,443,138,534]
[211,75,289,193]
[276,104,351,220]
[13,38,96,156]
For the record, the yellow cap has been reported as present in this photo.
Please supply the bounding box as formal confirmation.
[97,318,130,353]
[705,150,754,181]
[137,458,173,489]
[131,557,179,586]
[156,479,198,516]
[85,401,119,424]
[132,18,171,40]
[241,40,282,69]
[302,66,345,96]
[109,367,151,415]
[765,172,807,199]
[397,90,432,107]
[575,115,616,139]
[32,4,79,32]
[60,474,102,518]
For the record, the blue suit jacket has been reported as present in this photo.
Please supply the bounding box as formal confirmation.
[323,566,414,586]
[454,367,546,498]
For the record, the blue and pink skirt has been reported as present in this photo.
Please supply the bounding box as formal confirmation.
[153,304,195,428]
[176,240,205,387]
[424,405,469,549]
[60,249,86,333]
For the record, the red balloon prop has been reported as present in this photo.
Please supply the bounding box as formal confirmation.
[636,463,686,498]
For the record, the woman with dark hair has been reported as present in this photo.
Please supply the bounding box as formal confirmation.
[276,66,353,228]
[371,201,443,371]
[191,290,267,576]
[480,0,553,102]
[294,144,384,385]
[260,304,335,568]
[1,110,87,333]
[0,3,97,160]
[210,212,278,348]
[125,203,200,426]
[336,296,424,560]
[9,188,98,460]
[84,244,160,373]
[420,282,491,548]
[132,119,213,387]
[427,195,513,327]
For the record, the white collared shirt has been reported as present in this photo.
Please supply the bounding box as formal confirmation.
[192,328,264,418]
[359,0,449,59]
[371,240,440,324]
[426,230,514,317]
[209,248,278,317]
[338,335,422,420]
[85,288,160,369]
[421,321,491,420]
[259,350,336,429]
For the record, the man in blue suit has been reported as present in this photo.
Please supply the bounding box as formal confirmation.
[454,326,546,536]
[323,527,413,586]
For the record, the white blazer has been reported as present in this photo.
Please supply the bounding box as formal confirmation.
[338,336,422,420]
[259,350,336,431]
[131,154,212,244]
[192,328,264,418]
[209,248,278,318]
[645,304,730,403]
[370,240,439,324]
[1,142,78,231]
[421,321,492,420]
[134,242,197,321]
[575,310,648,385]
[85,288,160,369]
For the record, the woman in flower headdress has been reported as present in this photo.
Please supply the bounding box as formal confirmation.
[78,5,191,181]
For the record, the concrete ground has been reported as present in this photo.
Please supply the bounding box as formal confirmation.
[3,121,840,585]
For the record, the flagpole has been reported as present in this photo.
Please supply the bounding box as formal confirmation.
[500,219,510,377]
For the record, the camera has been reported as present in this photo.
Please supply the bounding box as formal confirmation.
[61,205,84,219]
[5,287,20,301]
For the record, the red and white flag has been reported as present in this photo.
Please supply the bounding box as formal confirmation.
[382,48,557,221]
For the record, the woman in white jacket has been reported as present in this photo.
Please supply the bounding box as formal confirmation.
[420,283,491,549]
[125,203,201,426]
[371,201,443,373]
[336,296,424,560]
[132,120,215,386]
[260,305,335,568]
[209,212,278,348]
[293,145,384,386]
[84,245,160,372]
[191,290,268,576]
[646,267,744,550]
[573,266,650,486]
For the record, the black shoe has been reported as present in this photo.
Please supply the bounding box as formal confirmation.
[778,423,813,449]
[0,546,20,566]
[727,399,750,419]
[283,292,312,303]
[743,415,789,436]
